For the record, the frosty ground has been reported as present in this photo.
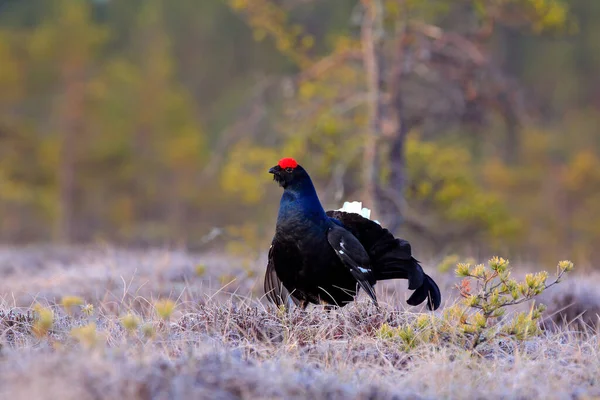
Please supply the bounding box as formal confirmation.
[0,246,598,399]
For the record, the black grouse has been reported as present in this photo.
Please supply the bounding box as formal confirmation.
[264,157,441,310]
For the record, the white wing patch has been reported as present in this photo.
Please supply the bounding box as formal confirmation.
[336,201,380,225]
[338,240,371,274]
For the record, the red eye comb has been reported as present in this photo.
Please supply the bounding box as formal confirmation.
[278,158,298,169]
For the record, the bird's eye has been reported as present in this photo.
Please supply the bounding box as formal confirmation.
[286,167,293,173]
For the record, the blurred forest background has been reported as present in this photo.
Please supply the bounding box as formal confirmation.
[0,0,598,266]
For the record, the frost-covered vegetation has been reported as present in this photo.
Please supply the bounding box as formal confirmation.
[1,1,600,398]
[0,247,597,399]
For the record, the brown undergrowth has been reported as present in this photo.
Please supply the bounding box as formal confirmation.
[0,246,597,399]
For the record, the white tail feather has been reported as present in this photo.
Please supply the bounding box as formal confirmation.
[336,201,380,225]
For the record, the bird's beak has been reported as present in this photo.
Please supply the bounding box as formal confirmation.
[269,165,286,187]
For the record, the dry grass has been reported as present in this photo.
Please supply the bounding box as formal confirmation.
[0,246,598,400]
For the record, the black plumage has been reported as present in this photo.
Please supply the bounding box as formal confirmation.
[264,158,441,310]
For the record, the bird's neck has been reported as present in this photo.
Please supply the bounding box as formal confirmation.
[276,179,327,228]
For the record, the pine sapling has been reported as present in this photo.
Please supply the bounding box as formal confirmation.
[455,257,574,348]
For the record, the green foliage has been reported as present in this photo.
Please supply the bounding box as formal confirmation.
[32,304,54,339]
[377,257,574,351]
[0,31,24,106]
[195,264,207,277]
[484,130,600,263]
[0,0,598,267]
[81,303,95,317]
[120,314,141,333]
[220,142,279,205]
[515,0,573,33]
[377,321,428,351]
[452,257,573,346]
[70,323,104,349]
[141,323,156,339]
[154,299,176,321]
[228,0,315,66]
[405,137,522,242]
[61,296,84,316]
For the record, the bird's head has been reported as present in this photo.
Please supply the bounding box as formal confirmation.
[269,157,308,189]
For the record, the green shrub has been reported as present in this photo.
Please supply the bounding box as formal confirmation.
[377,257,574,351]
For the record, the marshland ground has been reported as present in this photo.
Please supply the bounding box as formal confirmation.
[2,1,600,398]
[0,246,598,400]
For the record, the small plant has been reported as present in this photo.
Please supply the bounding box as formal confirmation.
[195,264,207,277]
[71,323,103,349]
[120,313,140,333]
[155,299,176,321]
[454,257,574,348]
[376,257,574,352]
[81,303,95,316]
[376,315,437,351]
[61,296,84,316]
[376,323,398,340]
[276,304,287,318]
[141,322,155,339]
[32,304,54,338]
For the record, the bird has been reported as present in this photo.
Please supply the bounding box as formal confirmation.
[264,157,441,311]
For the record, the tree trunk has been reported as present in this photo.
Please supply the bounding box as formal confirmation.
[504,112,519,164]
[360,0,385,216]
[56,59,85,243]
[383,26,412,233]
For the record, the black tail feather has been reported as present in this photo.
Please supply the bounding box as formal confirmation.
[374,257,424,290]
[375,259,441,310]
[407,274,441,311]
[324,211,442,310]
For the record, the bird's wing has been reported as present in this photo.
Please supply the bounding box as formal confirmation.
[327,210,441,310]
[326,224,379,307]
[327,210,424,289]
[264,244,301,308]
